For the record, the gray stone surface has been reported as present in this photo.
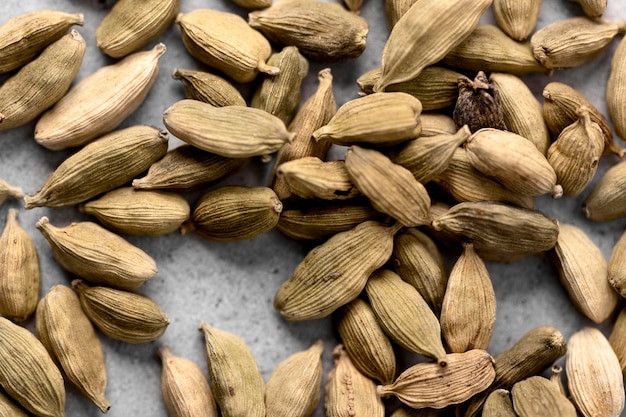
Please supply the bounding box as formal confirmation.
[0,0,626,416]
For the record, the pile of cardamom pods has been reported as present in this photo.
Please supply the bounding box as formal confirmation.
[1,0,626,416]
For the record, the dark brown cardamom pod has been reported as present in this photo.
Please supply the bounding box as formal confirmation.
[453,71,507,133]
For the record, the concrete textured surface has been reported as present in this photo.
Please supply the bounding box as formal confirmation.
[1,0,626,416]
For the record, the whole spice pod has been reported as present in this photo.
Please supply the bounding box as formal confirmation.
[374,0,491,92]
[465,128,563,198]
[79,187,190,236]
[176,9,278,83]
[573,0,607,18]
[163,99,294,158]
[231,0,271,9]
[96,0,179,58]
[493,0,542,41]
[0,178,23,206]
[274,221,400,321]
[276,158,359,200]
[390,405,438,417]
[0,209,40,323]
[314,92,422,146]
[72,280,169,343]
[36,286,109,413]
[384,0,417,29]
[440,25,548,76]
[172,69,246,107]
[511,376,577,417]
[567,327,625,417]
[36,217,158,290]
[543,81,624,157]
[482,389,516,417]
[34,43,166,150]
[608,36,626,141]
[378,349,495,409]
[365,269,448,365]
[251,46,309,125]
[325,345,384,417]
[0,317,66,417]
[420,112,457,136]
[198,322,265,417]
[133,145,249,191]
[531,17,625,70]
[0,390,29,417]
[337,298,397,385]
[345,145,431,227]
[0,30,86,132]
[265,340,323,417]
[547,107,604,196]
[608,229,626,298]
[249,0,369,62]
[583,159,626,221]
[609,307,626,376]
[0,10,83,74]
[183,186,282,242]
[157,345,219,417]
[25,125,168,209]
[453,71,507,133]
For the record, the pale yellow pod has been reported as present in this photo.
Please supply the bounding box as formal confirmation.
[34,43,166,150]
[276,158,359,200]
[493,0,542,41]
[0,178,22,206]
[583,159,626,221]
[483,389,516,417]
[573,0,607,18]
[511,376,576,417]
[607,35,626,141]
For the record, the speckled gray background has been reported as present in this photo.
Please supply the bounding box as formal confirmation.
[1,0,626,416]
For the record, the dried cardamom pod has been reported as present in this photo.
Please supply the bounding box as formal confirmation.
[133,145,248,191]
[384,0,417,29]
[374,0,491,91]
[608,36,626,141]
[163,99,294,158]
[249,0,369,62]
[345,145,431,227]
[441,243,496,353]
[567,327,625,417]
[493,0,542,41]
[482,389,516,417]
[608,229,626,298]
[531,17,625,70]
[609,307,626,376]
[547,106,604,196]
[276,158,358,200]
[177,9,278,83]
[420,112,457,136]
[441,25,548,76]
[0,30,85,131]
[583,159,626,221]
[36,285,109,413]
[274,221,400,321]
[36,217,158,290]
[230,0,271,9]
[343,0,363,13]
[0,179,22,206]
[573,0,607,17]
[389,405,438,417]
[34,43,166,150]
[0,10,83,74]
[198,322,265,417]
[0,317,66,417]
[157,345,219,417]
[183,186,282,242]
[0,390,28,417]
[79,187,190,236]
[489,72,551,154]
[365,269,447,365]
[453,71,507,133]
[511,376,576,417]
[172,69,246,107]
[325,345,384,417]
[266,340,323,417]
[465,128,563,198]
[378,349,495,409]
[0,209,40,323]
[73,280,169,343]
[251,46,309,125]
[337,298,396,385]
[25,125,168,209]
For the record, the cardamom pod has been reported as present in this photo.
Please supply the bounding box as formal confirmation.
[389,405,438,417]
[609,307,626,376]
[608,35,626,141]
[0,209,40,323]
[276,158,359,200]
[482,389,516,417]
[36,285,109,413]
[573,0,607,18]
[230,0,271,9]
[608,228,626,297]
[34,43,166,150]
[73,280,169,343]
[172,68,247,107]
[511,376,576,417]
[420,112,457,136]
[36,217,158,290]
[384,0,417,29]
[0,390,28,417]
[453,71,507,133]
[343,0,363,13]
[493,0,542,41]
[583,159,626,221]
[0,178,22,206]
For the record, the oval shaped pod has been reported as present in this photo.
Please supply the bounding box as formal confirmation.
[608,229,626,298]
[493,0,542,41]
[583,159,626,221]
[276,158,359,200]
[608,36,626,141]
[511,376,576,417]
[483,389,516,417]
[172,68,246,107]
[573,0,607,18]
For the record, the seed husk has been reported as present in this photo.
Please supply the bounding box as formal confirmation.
[177,9,278,83]
[482,389,516,417]
[0,30,85,132]
[36,285,109,413]
[420,112,457,136]
[511,376,577,417]
[265,340,323,417]
[157,345,219,417]
[198,322,265,417]
[172,68,247,107]
[608,228,626,298]
[96,0,179,58]
[0,390,29,417]
[0,178,22,206]
[493,0,542,41]
[609,307,626,376]
[73,280,169,344]
[0,209,40,323]
[0,10,84,74]
[0,316,66,417]
[36,217,158,290]
[274,221,400,321]
[34,43,166,150]
[453,72,507,133]
[378,349,495,409]
[573,0,607,18]
[277,158,359,200]
[583,159,626,221]
[384,0,417,29]
[248,0,369,62]
[608,35,626,141]
[25,125,168,209]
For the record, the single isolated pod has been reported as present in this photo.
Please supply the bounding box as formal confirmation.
[493,0,542,41]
